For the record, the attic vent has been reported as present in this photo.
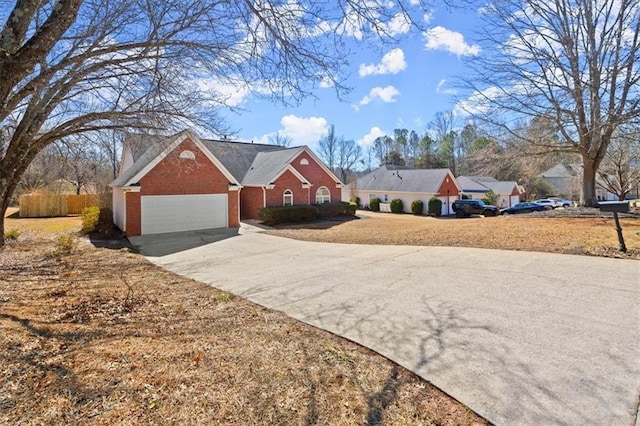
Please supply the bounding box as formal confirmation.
[300,158,309,165]
[179,150,195,160]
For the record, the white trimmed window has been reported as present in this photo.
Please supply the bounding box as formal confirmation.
[283,189,293,206]
[315,186,330,204]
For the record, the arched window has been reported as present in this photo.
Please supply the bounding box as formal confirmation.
[315,186,330,204]
[283,189,293,206]
[179,150,195,160]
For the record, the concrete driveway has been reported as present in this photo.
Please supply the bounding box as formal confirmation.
[148,232,640,425]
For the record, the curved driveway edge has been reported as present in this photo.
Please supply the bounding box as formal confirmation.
[148,232,640,425]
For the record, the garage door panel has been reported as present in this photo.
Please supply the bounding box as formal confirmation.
[141,194,227,235]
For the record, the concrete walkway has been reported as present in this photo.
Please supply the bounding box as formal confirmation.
[148,232,640,425]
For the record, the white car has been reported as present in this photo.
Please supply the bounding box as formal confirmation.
[534,198,559,209]
[548,197,575,208]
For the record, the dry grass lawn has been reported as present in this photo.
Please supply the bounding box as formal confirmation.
[267,211,640,260]
[3,207,637,424]
[1,209,486,425]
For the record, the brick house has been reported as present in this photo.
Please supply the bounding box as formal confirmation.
[342,165,462,216]
[110,130,342,236]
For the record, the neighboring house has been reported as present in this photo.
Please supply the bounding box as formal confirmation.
[111,130,342,236]
[539,163,582,200]
[539,163,618,201]
[342,165,461,216]
[457,176,524,208]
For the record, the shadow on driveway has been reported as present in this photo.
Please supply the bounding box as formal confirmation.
[128,227,239,256]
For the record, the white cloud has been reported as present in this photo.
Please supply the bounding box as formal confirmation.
[423,26,480,57]
[383,13,411,37]
[423,10,433,23]
[436,79,457,95]
[359,48,407,77]
[197,78,251,107]
[319,75,334,88]
[454,86,501,116]
[279,114,329,145]
[357,126,386,147]
[360,85,400,105]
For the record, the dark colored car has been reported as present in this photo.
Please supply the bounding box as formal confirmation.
[452,199,500,217]
[501,202,553,214]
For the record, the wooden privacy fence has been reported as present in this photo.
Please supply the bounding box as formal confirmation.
[19,193,99,218]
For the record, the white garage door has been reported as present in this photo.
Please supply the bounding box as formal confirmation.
[141,194,228,235]
[510,195,520,207]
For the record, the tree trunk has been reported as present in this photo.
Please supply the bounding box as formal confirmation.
[0,187,10,247]
[581,157,598,207]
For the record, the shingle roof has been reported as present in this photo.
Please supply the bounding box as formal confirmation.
[111,130,317,188]
[203,139,285,182]
[354,166,452,193]
[458,175,520,195]
[242,147,306,186]
[540,163,582,178]
[482,180,518,194]
[111,132,179,187]
[457,176,488,192]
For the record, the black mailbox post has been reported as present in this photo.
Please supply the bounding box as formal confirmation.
[598,201,630,252]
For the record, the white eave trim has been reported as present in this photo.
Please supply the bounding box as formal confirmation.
[122,186,141,192]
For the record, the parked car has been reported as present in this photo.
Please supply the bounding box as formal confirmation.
[501,202,553,214]
[548,197,575,208]
[452,199,500,217]
[533,198,560,209]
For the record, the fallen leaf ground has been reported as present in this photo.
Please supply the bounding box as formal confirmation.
[1,209,486,425]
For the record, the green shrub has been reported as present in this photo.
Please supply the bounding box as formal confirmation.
[81,206,100,234]
[369,198,381,212]
[390,199,403,213]
[461,193,470,199]
[314,201,356,217]
[428,197,442,217]
[259,205,318,225]
[56,233,77,255]
[410,200,424,215]
[482,189,500,206]
[4,228,20,240]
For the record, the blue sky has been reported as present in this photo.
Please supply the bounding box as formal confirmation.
[217,5,482,152]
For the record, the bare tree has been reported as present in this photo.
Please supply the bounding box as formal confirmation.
[268,134,293,147]
[0,0,434,245]
[17,144,66,195]
[598,127,640,200]
[336,138,362,182]
[428,110,457,173]
[462,0,640,206]
[318,124,339,170]
[57,137,106,195]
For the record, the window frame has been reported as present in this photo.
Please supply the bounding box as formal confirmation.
[283,189,293,206]
[315,186,331,204]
